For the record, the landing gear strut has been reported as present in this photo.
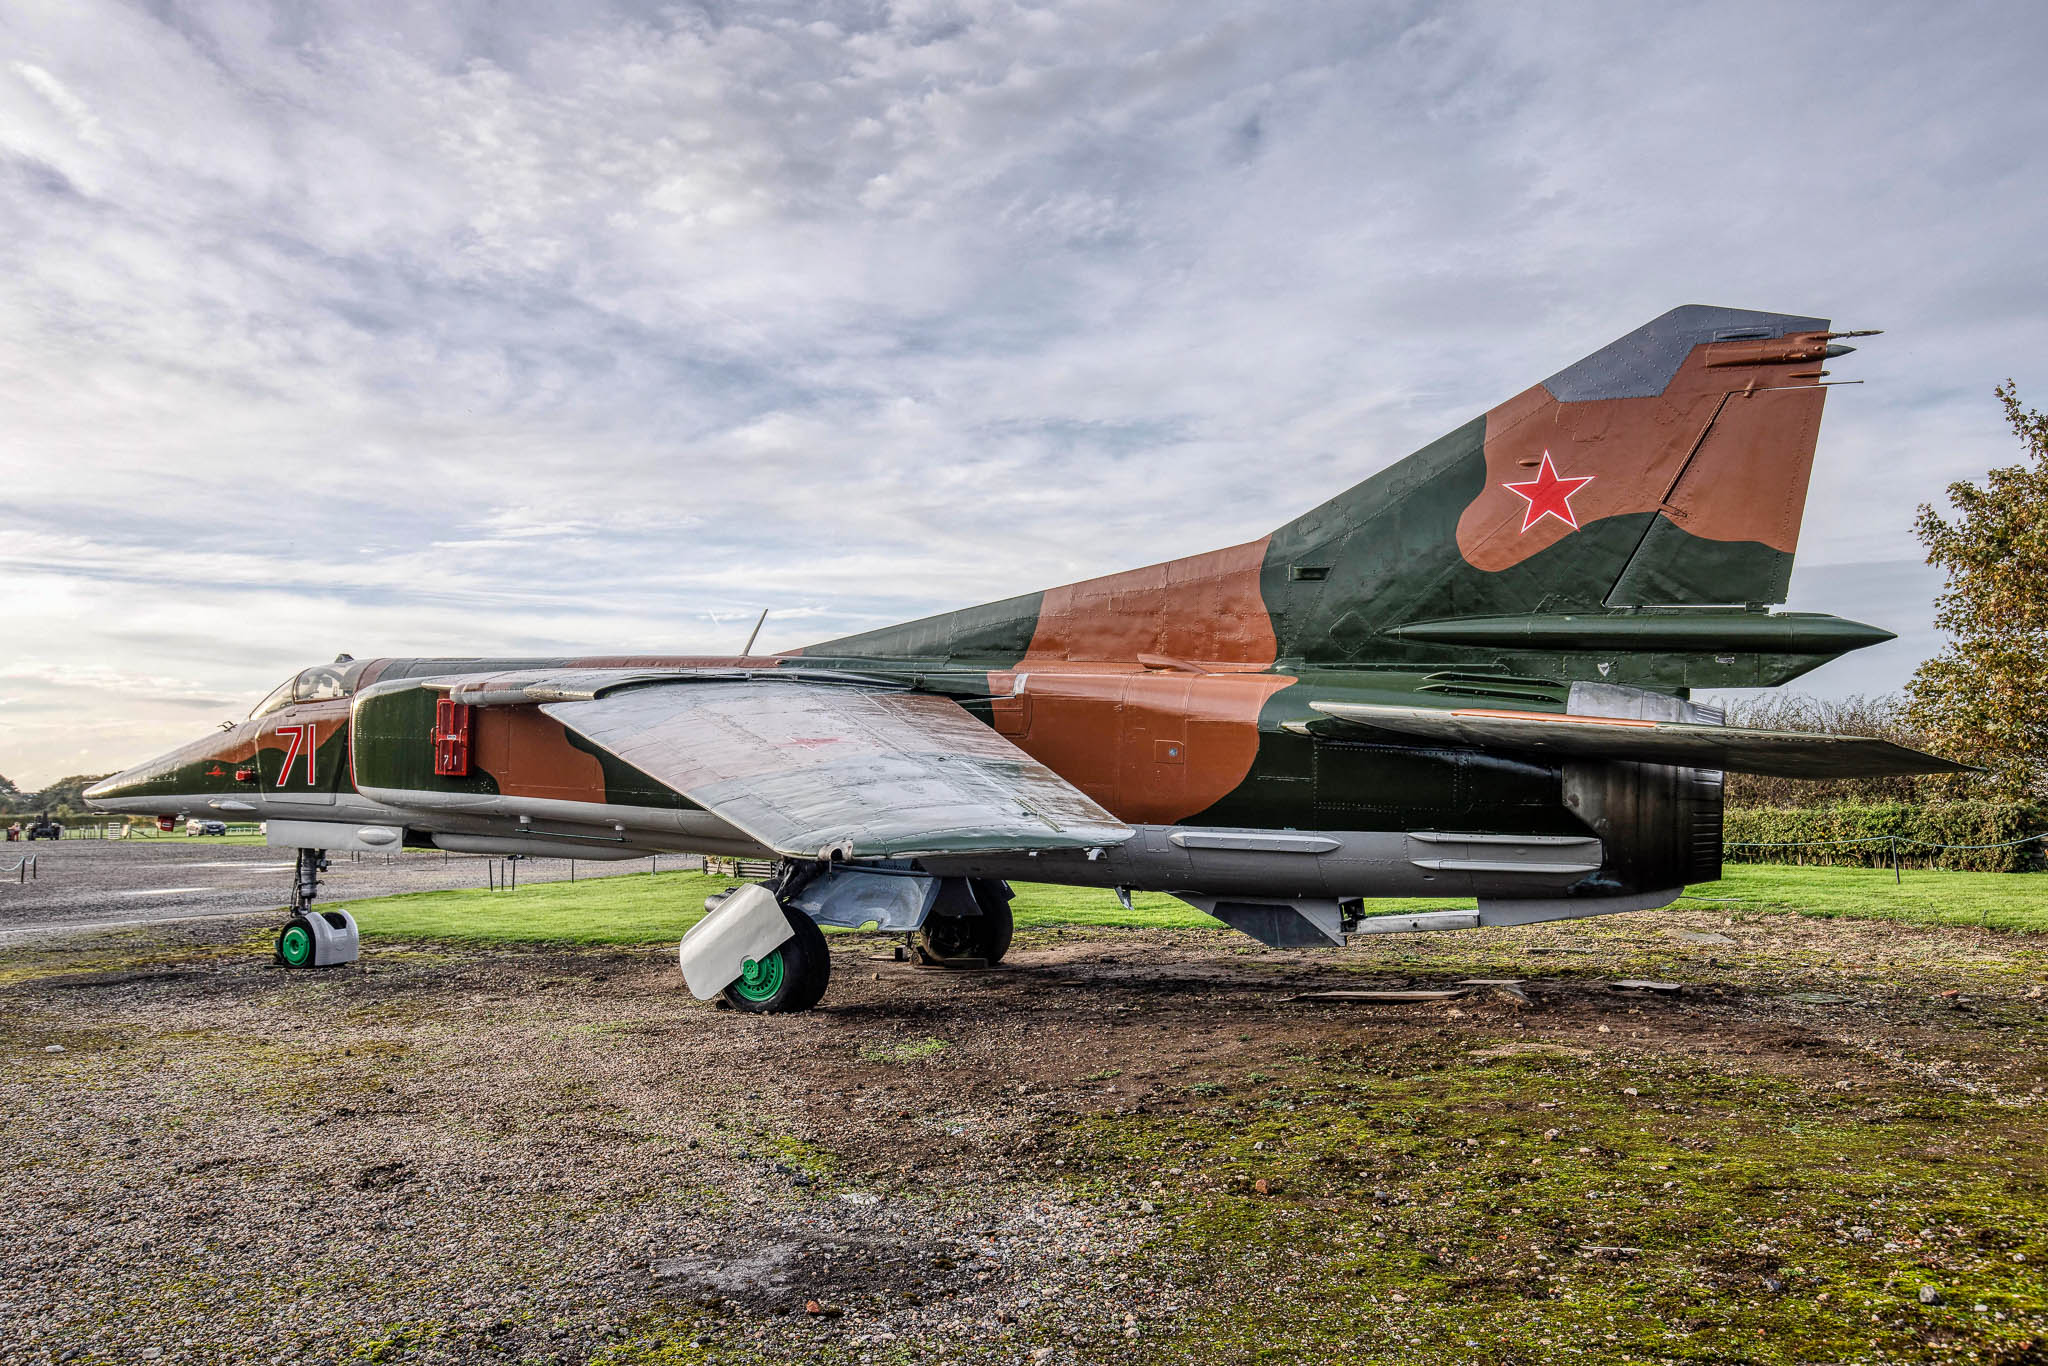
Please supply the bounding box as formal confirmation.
[275,846,359,969]
[292,846,326,913]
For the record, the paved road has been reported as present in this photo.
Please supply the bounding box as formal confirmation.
[0,839,689,940]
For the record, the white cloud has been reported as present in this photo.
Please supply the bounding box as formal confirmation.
[1,0,2046,785]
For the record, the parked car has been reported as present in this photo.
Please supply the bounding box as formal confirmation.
[185,819,229,837]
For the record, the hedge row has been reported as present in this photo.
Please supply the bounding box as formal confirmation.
[1723,802,2047,873]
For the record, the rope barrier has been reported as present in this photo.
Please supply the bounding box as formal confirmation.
[1727,832,2048,852]
[1725,829,2048,889]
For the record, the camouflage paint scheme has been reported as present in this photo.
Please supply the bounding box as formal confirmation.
[89,306,1900,908]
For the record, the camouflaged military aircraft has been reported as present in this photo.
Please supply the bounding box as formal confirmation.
[88,305,1966,1012]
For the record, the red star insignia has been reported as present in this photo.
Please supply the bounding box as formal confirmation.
[1502,451,1594,532]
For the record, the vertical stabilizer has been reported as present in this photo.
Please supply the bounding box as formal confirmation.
[1262,305,1843,662]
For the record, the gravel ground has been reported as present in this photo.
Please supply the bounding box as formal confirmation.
[3,861,2047,1364]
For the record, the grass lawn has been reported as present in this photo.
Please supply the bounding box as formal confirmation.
[1690,862,2048,933]
[339,872,1230,944]
[334,861,2048,945]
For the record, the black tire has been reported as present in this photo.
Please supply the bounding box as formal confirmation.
[276,915,317,969]
[720,903,831,1014]
[918,890,1014,967]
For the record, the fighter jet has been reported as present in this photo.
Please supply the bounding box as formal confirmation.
[88,306,1964,1012]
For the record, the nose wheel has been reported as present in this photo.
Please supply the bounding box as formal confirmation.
[277,917,317,967]
[275,847,359,969]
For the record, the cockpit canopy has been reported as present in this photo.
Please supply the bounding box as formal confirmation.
[249,657,370,719]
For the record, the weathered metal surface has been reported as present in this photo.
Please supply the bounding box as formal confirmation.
[542,682,1134,859]
[787,865,940,932]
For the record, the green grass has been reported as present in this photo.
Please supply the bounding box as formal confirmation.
[1689,863,2048,933]
[332,862,2048,947]
[341,869,729,945]
[336,871,1227,944]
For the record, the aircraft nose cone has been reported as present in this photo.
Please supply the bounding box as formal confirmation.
[84,770,137,806]
[84,750,181,809]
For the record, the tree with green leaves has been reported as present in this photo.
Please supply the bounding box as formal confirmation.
[1907,382,2048,798]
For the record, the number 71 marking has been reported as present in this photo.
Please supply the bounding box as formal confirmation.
[277,724,318,786]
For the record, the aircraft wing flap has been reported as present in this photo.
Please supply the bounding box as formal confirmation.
[542,681,1133,859]
[1306,702,1972,780]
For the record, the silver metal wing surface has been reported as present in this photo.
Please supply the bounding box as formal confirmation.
[543,680,1134,859]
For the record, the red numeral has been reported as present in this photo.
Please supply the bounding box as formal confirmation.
[276,724,318,786]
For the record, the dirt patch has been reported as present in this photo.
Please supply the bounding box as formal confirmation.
[1,909,2045,1364]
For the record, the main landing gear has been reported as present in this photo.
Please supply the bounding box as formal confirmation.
[681,869,834,1015]
[721,902,831,1014]
[680,867,1017,1014]
[916,878,1014,968]
[275,846,360,969]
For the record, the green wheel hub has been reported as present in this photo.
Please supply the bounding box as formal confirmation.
[730,951,785,1003]
[279,922,313,968]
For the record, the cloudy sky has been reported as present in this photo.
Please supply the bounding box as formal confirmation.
[3,1,2045,787]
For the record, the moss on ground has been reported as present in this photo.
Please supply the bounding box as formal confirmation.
[586,1323,930,1366]
[857,1035,951,1063]
[1070,1040,2048,1364]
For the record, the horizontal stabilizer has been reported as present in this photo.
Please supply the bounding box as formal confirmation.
[1300,702,1972,780]
[1386,612,1894,655]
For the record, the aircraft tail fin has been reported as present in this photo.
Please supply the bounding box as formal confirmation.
[1264,305,1865,679]
[805,306,1875,688]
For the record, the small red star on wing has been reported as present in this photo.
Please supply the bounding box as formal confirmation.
[1502,451,1594,532]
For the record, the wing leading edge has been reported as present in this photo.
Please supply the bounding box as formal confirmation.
[542,680,1133,860]
[1301,702,1972,780]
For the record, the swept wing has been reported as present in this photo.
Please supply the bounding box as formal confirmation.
[540,679,1132,859]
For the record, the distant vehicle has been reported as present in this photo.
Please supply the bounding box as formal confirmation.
[186,819,229,837]
[25,815,63,840]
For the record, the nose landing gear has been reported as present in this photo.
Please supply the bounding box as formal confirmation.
[275,846,359,969]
